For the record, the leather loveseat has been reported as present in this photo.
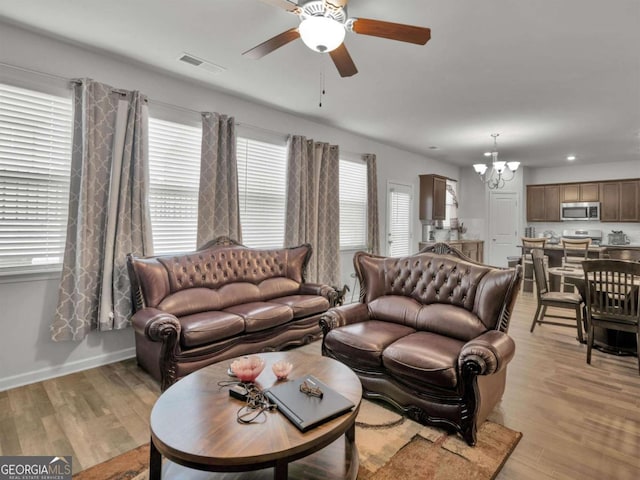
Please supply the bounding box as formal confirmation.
[321,243,521,445]
[127,237,339,390]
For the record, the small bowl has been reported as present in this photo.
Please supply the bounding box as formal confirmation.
[230,355,265,382]
[272,360,293,380]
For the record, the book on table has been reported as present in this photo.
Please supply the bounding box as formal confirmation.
[265,375,355,432]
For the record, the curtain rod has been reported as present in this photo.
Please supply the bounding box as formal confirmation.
[0,61,367,157]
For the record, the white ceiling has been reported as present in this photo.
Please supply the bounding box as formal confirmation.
[1,0,639,169]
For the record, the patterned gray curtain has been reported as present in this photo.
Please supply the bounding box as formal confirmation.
[285,135,340,285]
[197,112,241,246]
[363,153,380,255]
[52,79,152,341]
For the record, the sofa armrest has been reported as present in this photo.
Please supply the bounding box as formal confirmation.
[458,330,515,376]
[319,303,370,336]
[300,282,341,306]
[132,308,181,342]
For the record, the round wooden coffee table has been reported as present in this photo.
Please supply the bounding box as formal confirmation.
[149,350,362,479]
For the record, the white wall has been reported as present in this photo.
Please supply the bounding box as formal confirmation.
[528,160,639,184]
[0,22,459,389]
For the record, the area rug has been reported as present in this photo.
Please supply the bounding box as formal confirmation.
[74,400,521,480]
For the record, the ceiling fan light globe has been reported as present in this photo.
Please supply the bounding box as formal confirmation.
[299,16,345,53]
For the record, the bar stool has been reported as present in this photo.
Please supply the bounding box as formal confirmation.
[521,237,547,293]
[560,237,591,293]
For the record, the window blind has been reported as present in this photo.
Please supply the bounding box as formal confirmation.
[444,179,458,228]
[339,159,367,249]
[237,137,287,248]
[148,118,201,254]
[0,83,73,271]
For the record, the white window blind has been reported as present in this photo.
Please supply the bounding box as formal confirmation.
[444,179,458,228]
[237,137,287,248]
[389,188,411,257]
[339,159,367,249]
[148,118,201,255]
[0,83,73,272]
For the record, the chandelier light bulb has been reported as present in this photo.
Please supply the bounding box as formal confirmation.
[507,161,520,172]
[299,16,346,53]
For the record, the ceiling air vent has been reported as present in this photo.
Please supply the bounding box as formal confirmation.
[177,53,226,75]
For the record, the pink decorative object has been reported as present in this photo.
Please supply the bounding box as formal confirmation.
[230,355,265,382]
[272,360,293,380]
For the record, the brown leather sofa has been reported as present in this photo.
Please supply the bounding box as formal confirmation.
[321,243,521,445]
[127,237,339,390]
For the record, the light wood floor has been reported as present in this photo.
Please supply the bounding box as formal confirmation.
[1,293,639,478]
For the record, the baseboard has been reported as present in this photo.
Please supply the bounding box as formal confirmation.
[0,347,136,392]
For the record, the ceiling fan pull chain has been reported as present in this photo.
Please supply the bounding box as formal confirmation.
[319,69,326,107]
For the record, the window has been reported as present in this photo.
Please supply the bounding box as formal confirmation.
[148,118,201,254]
[0,83,73,272]
[237,137,287,248]
[339,159,367,250]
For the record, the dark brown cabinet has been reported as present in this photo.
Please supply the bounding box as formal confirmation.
[561,183,599,202]
[529,179,639,223]
[419,174,447,221]
[601,180,640,222]
[527,185,560,222]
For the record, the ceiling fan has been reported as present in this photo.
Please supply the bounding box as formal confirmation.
[243,0,431,77]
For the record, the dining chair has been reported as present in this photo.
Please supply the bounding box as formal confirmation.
[582,259,640,374]
[521,237,547,293]
[560,238,591,293]
[530,248,584,343]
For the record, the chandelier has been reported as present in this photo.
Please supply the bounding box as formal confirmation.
[473,133,520,189]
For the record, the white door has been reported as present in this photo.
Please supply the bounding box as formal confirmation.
[386,182,413,256]
[489,191,519,266]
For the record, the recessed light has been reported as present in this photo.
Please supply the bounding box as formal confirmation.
[484,152,492,157]
[566,155,576,161]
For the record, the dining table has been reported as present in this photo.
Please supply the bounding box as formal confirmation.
[547,264,639,356]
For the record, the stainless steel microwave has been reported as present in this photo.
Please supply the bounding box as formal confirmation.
[560,202,600,221]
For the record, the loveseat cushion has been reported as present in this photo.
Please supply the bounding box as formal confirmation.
[368,296,421,326]
[324,320,415,369]
[180,311,245,348]
[270,295,330,318]
[224,302,293,333]
[415,304,487,342]
[383,332,465,390]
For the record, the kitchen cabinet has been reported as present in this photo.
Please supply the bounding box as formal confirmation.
[527,185,560,222]
[600,180,640,222]
[419,174,447,221]
[419,240,484,263]
[561,183,599,202]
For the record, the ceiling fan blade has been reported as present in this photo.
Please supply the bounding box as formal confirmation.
[243,28,300,59]
[255,0,299,13]
[329,43,358,77]
[351,18,431,45]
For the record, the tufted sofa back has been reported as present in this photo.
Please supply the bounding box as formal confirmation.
[128,242,312,317]
[355,251,519,336]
